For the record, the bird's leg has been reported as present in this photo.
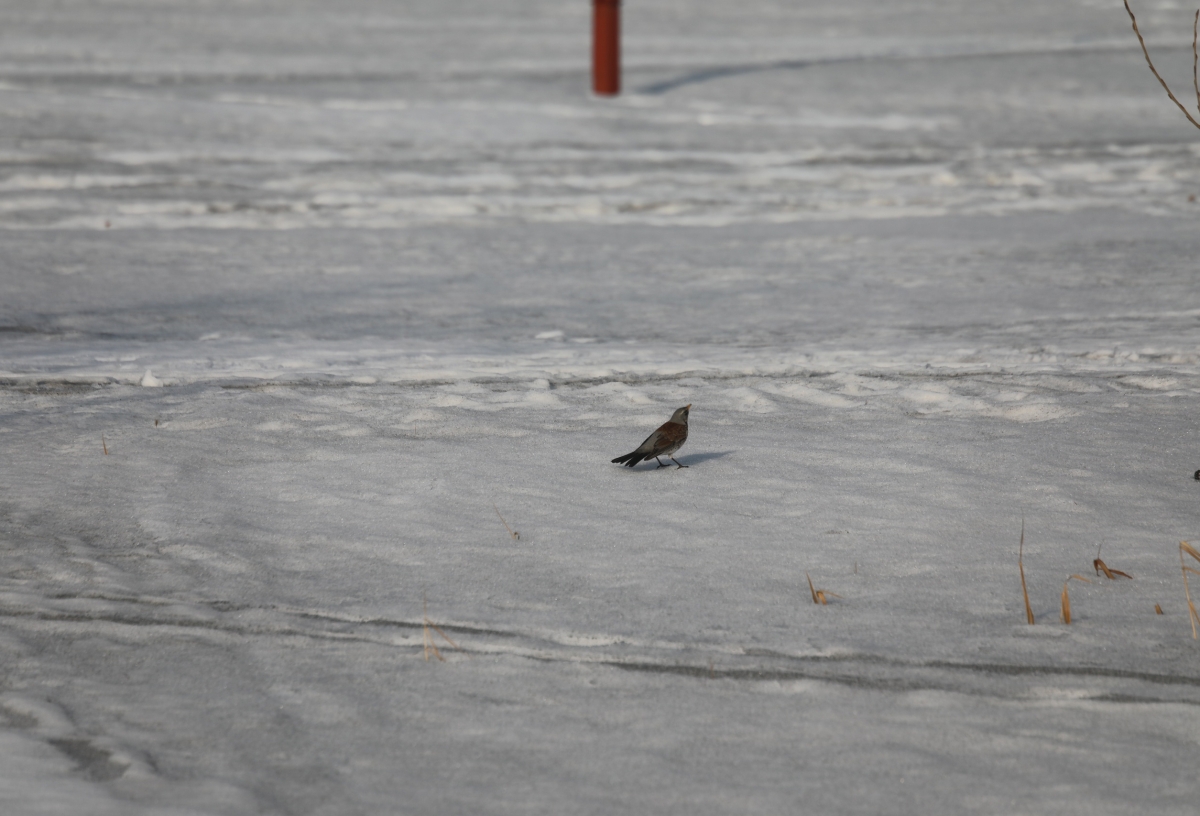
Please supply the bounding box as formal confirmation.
[670,457,688,469]
[655,457,669,468]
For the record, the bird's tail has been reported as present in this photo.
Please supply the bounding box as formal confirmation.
[611,450,644,467]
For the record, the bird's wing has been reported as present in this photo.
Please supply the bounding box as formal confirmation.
[641,422,685,454]
[634,429,666,453]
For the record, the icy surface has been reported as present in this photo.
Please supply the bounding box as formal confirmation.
[2,1,1200,814]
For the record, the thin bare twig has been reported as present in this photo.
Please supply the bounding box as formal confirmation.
[493,504,519,540]
[1193,9,1200,112]
[1124,0,1200,130]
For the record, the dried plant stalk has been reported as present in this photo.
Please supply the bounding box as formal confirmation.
[1060,574,1092,625]
[806,572,822,604]
[102,436,108,455]
[805,572,841,605]
[1093,558,1132,580]
[425,620,463,653]
[1124,1,1200,130]
[1180,541,1200,638]
[421,593,466,661]
[423,624,443,662]
[1155,603,1165,615]
[1019,520,1035,625]
[1194,9,1199,111]
[493,504,519,540]
[422,593,442,661]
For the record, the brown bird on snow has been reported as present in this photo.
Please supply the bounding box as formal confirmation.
[611,405,691,469]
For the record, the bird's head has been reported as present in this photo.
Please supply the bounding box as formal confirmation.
[670,404,691,424]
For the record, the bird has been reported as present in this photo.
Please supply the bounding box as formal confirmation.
[611,405,691,469]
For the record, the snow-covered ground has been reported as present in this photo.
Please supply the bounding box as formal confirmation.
[2,1,1200,813]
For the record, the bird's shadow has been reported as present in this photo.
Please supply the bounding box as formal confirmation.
[620,450,735,470]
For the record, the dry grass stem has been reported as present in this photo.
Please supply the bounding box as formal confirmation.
[102,435,108,455]
[1123,1,1200,130]
[425,621,463,653]
[806,572,841,605]
[1019,520,1035,625]
[1060,574,1092,625]
[422,593,467,661]
[493,504,519,540]
[422,626,443,662]
[1179,541,1200,638]
[1155,603,1165,615]
[1194,9,1199,111]
[1190,8,1200,109]
[422,593,441,661]
[1093,558,1132,580]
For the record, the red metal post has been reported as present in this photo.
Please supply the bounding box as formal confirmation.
[593,0,621,96]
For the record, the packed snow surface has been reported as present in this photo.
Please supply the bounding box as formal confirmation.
[2,1,1200,813]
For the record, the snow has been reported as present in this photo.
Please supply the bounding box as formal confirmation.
[2,0,1200,813]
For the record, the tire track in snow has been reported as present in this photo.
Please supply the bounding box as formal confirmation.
[4,594,1200,706]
